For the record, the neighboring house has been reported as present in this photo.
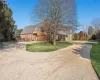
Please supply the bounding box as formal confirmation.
[57,24,72,41]
[73,31,88,40]
[20,25,72,41]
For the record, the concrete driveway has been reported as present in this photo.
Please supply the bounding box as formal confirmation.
[0,42,99,80]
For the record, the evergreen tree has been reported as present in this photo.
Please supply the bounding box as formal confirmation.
[0,0,17,41]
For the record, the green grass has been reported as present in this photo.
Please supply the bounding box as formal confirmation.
[91,42,100,77]
[26,42,72,52]
[73,40,88,41]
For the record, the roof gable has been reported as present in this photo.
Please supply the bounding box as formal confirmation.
[20,25,38,35]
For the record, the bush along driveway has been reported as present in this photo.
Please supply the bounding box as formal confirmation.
[91,43,100,78]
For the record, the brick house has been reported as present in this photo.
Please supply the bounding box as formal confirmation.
[20,25,72,41]
[20,26,48,41]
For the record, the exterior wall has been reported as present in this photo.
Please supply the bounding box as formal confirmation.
[20,31,72,41]
[20,34,35,41]
[38,36,48,41]
[66,30,73,41]
[66,34,72,41]
[20,32,48,41]
[32,35,37,41]
[57,35,66,41]
[37,32,48,41]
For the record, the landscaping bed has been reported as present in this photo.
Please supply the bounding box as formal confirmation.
[91,43,100,78]
[26,42,72,52]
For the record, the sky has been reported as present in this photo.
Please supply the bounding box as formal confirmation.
[7,0,100,30]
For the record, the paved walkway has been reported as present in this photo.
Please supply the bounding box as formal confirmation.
[0,42,99,80]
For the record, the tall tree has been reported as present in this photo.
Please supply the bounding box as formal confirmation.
[32,0,78,45]
[0,0,17,41]
[0,0,5,41]
[88,26,94,35]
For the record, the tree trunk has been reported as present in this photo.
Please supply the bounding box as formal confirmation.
[53,37,56,45]
[53,28,57,45]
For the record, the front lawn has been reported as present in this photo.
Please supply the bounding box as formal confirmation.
[91,43,100,77]
[26,42,72,52]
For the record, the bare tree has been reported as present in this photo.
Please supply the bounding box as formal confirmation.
[92,18,100,41]
[92,18,100,30]
[32,0,78,45]
[88,26,94,35]
[40,19,52,43]
[88,26,95,39]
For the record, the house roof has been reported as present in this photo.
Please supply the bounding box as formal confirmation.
[40,20,72,36]
[20,25,38,35]
[21,23,72,36]
[40,20,72,31]
[57,24,72,35]
[58,24,72,31]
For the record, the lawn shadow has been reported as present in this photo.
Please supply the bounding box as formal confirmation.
[0,42,25,52]
[72,44,92,60]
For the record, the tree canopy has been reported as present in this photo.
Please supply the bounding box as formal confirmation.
[0,0,17,41]
[32,0,78,45]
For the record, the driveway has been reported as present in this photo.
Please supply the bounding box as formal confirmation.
[0,42,99,80]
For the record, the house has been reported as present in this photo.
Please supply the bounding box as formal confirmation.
[57,24,72,41]
[20,23,72,41]
[73,31,88,40]
[20,26,48,41]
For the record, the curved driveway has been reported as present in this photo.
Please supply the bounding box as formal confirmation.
[0,42,99,80]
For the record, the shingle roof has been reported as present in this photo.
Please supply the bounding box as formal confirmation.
[40,20,72,32]
[20,25,38,35]
[58,24,72,31]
